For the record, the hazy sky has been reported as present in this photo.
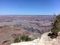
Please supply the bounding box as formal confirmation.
[0,0,60,15]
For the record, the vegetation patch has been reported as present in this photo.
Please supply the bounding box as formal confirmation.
[14,35,33,43]
[48,15,60,39]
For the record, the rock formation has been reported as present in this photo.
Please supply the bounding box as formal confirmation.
[10,32,60,45]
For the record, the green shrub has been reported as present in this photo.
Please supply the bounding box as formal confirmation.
[14,35,32,43]
[20,35,32,41]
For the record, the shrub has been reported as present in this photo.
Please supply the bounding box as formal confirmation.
[14,35,32,43]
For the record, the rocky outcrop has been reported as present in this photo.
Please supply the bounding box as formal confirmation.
[10,32,60,45]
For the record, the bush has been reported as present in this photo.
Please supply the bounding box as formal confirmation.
[14,35,32,43]
[48,32,58,39]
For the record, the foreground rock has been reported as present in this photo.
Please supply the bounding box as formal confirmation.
[10,32,60,45]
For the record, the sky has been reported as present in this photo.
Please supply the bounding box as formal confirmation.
[0,0,60,15]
